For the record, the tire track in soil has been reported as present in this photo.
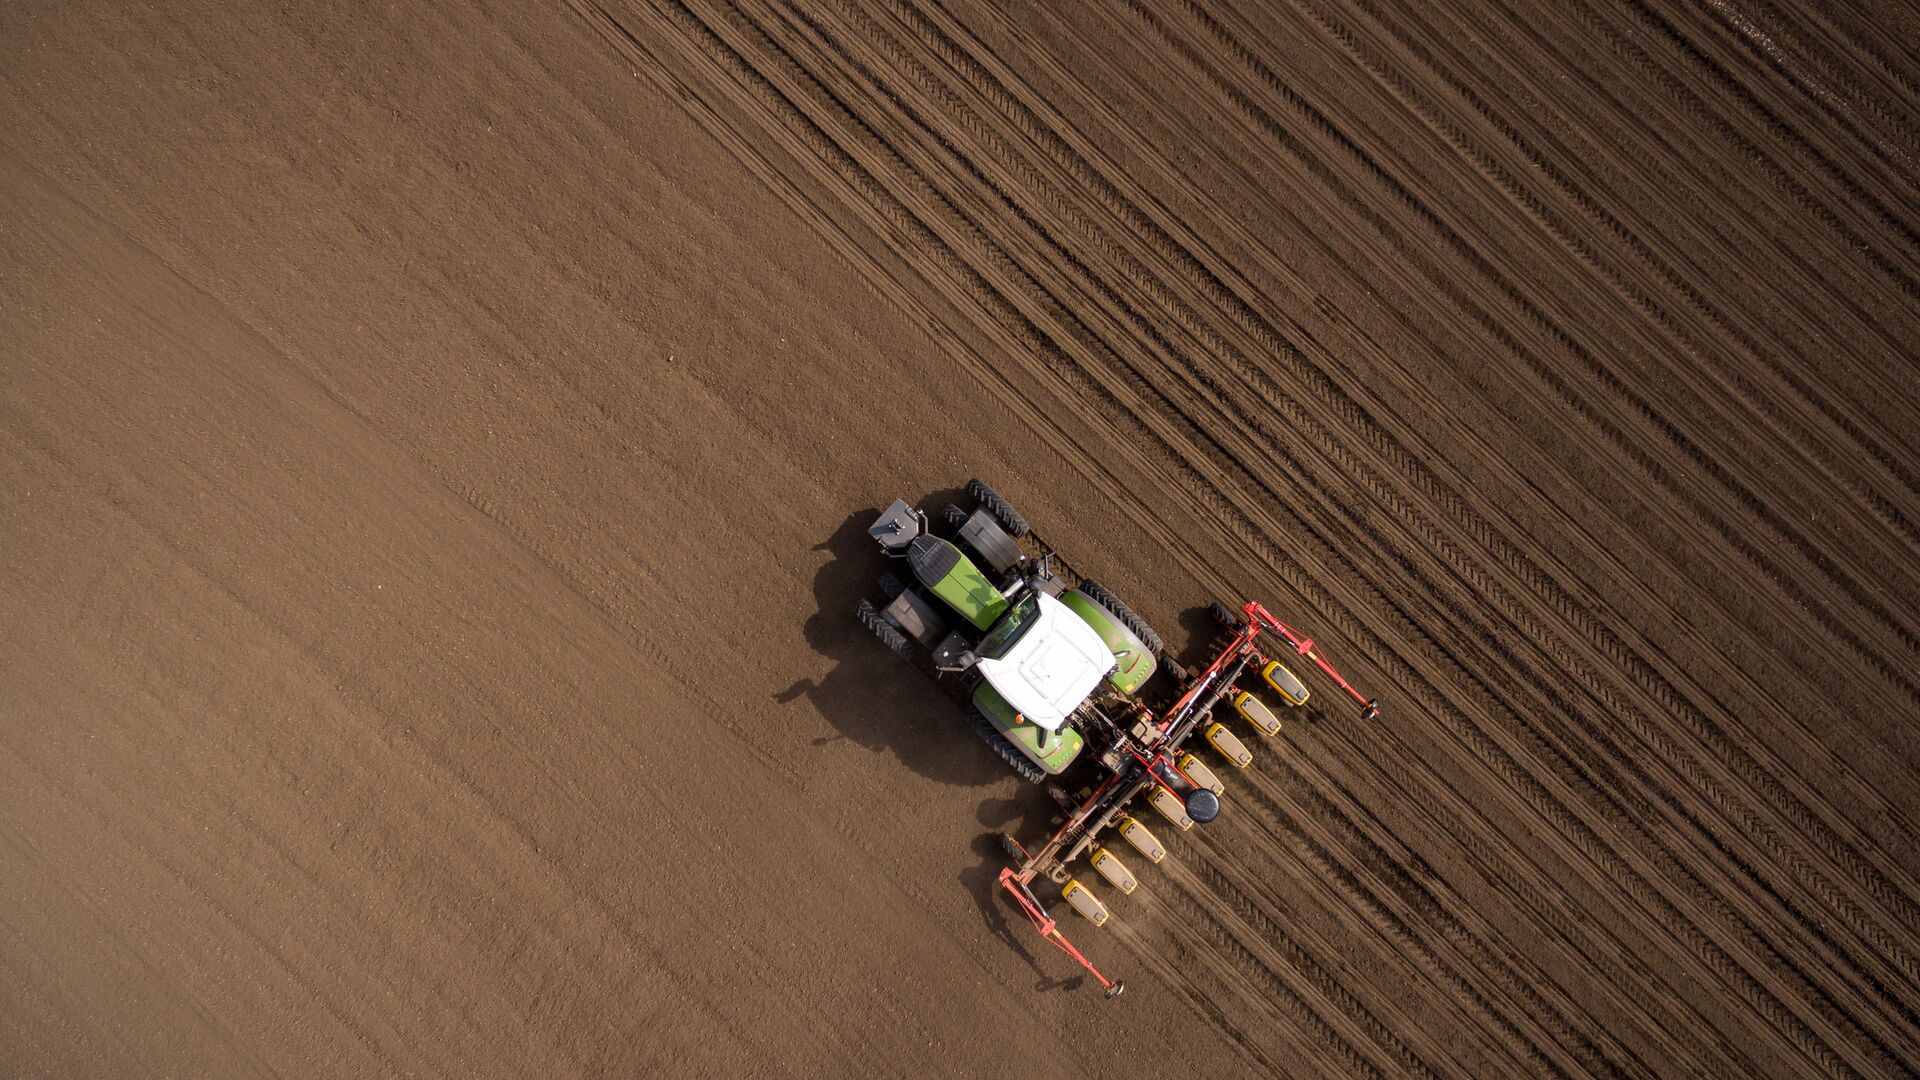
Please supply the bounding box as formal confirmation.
[744,0,1889,1060]
[1741,0,1920,146]
[1566,0,1920,303]
[1469,0,1920,493]
[564,0,1904,1060]
[1696,0,1920,181]
[564,0,1404,1058]
[1021,0,1920,772]
[1232,752,1697,1077]
[1021,0,1904,1053]
[929,0,1904,1053]
[1489,9,1912,453]
[1483,0,1920,406]
[1192,765,1624,1079]
[1036,0,1920,983]
[1138,0,1920,709]
[864,0,1920,1037]
[560,0,1574,1060]
[1001,0,1920,787]
[1175,0,1920,1041]
[1150,858,1443,1080]
[1353,499,1920,1063]
[1291,0,1920,554]
[1618,0,1920,256]
[1100,918,1297,1078]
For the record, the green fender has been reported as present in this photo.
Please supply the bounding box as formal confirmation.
[1059,589,1158,696]
[972,683,1084,774]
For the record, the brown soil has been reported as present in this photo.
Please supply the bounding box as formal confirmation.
[4,1,1917,1076]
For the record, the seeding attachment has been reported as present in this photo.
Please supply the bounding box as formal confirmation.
[1090,847,1139,894]
[1061,879,1111,925]
[1232,690,1284,736]
[1116,816,1166,863]
[993,596,1377,997]
[1205,722,1254,768]
[1261,659,1312,705]
[1178,753,1225,796]
[1147,786,1195,830]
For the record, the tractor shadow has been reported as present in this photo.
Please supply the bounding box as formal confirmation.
[776,497,1008,787]
[1173,604,1331,724]
[959,805,1090,994]
[1173,605,1231,671]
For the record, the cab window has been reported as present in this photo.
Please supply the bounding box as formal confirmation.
[977,593,1041,659]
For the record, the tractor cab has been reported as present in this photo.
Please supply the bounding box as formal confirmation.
[860,484,1161,780]
[974,592,1116,732]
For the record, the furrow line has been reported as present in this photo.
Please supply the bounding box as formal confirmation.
[1745,0,1920,114]
[639,0,1460,1056]
[1619,0,1920,246]
[1383,521,1920,1053]
[1326,608,1871,1076]
[1696,0,1920,180]
[1152,859,1430,1079]
[1140,0,1920,708]
[1226,762,1636,1078]
[1180,855,1468,1079]
[576,0,1912,1060]
[1476,21,1920,409]
[1468,0,1920,465]
[1225,359,1920,1065]
[1156,0,1920,689]
[1102,918,1298,1076]
[1239,748,1749,1077]
[998,0,1920,976]
[1566,0,1920,301]
[1297,0,1920,549]
[705,11,1512,1063]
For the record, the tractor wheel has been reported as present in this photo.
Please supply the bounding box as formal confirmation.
[942,503,970,532]
[1079,580,1164,655]
[856,598,915,660]
[967,705,1045,784]
[965,478,1030,538]
[999,832,1031,865]
[877,572,906,601]
[1209,601,1243,630]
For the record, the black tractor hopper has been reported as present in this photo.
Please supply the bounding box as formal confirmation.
[884,589,949,649]
[956,508,1023,575]
[868,498,924,555]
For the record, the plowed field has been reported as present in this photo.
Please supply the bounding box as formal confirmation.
[5,1,1917,1076]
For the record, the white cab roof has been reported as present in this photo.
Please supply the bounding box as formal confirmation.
[975,591,1114,730]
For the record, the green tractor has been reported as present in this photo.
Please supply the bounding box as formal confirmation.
[855,479,1382,996]
[854,479,1164,783]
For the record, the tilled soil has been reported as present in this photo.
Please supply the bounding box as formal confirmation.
[4,1,1917,1076]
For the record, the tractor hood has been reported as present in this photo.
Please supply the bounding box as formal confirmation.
[974,591,1115,731]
